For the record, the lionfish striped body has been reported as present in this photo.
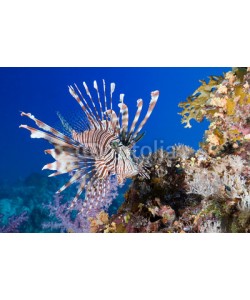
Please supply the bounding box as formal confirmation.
[20,80,159,212]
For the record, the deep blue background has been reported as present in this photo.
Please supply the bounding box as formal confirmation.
[0,67,230,183]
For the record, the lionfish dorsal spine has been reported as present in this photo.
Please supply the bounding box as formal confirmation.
[105,109,120,135]
[83,81,102,123]
[102,79,108,117]
[130,90,159,143]
[93,80,104,121]
[117,93,124,121]
[118,101,129,134]
[128,98,143,137]
[110,82,115,112]
[68,85,96,128]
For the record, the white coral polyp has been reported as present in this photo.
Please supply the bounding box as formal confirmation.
[238,188,250,211]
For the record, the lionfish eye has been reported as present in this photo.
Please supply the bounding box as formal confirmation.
[110,140,119,149]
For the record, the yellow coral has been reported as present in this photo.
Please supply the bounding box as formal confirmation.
[104,222,117,233]
[226,98,236,115]
[89,211,109,233]
[217,84,228,94]
[179,68,250,157]
[209,97,227,108]
[206,133,220,146]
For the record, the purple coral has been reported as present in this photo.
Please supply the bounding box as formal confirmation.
[0,211,28,233]
[42,195,87,233]
[43,177,118,233]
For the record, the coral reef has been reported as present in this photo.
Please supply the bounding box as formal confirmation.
[88,68,250,233]
[90,148,250,233]
[89,147,194,233]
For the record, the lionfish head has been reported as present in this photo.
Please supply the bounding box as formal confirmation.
[20,80,159,210]
[110,140,139,185]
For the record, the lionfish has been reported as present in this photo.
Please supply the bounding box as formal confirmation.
[20,80,159,212]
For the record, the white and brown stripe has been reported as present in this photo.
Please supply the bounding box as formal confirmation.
[118,102,129,134]
[20,80,159,211]
[131,90,159,143]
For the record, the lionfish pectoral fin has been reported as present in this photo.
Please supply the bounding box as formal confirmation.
[20,124,76,149]
[68,178,87,210]
[48,172,63,177]
[74,176,101,213]
[20,112,77,145]
[56,170,84,194]
[20,124,50,139]
[20,112,98,201]
[42,162,58,171]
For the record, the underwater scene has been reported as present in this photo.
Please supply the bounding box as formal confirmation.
[1,67,250,233]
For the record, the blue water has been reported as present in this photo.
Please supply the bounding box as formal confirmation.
[0,67,231,232]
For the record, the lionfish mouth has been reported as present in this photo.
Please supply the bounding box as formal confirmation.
[20,80,159,212]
